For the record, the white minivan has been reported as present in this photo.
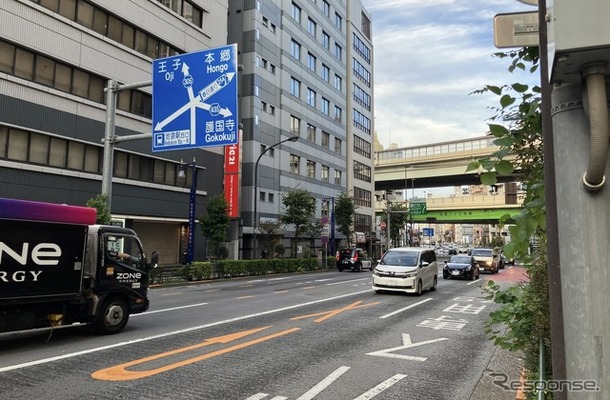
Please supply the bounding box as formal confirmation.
[373,247,438,295]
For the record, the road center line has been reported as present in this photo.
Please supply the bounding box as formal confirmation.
[0,289,371,373]
[326,277,370,286]
[379,298,434,319]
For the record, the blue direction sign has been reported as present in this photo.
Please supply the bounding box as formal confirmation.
[152,44,238,152]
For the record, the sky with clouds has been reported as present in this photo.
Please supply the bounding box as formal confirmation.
[361,0,539,149]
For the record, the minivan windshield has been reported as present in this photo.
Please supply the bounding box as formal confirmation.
[471,249,492,257]
[380,251,418,267]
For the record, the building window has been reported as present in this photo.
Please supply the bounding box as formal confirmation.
[290,115,301,134]
[0,38,157,117]
[334,44,342,60]
[322,31,330,49]
[321,98,330,115]
[353,135,372,158]
[322,131,330,149]
[321,165,329,182]
[291,2,301,23]
[334,170,342,185]
[307,17,317,36]
[290,154,300,174]
[307,160,315,178]
[269,193,274,203]
[334,74,342,92]
[307,124,316,142]
[307,53,316,71]
[334,106,342,122]
[291,39,301,60]
[37,0,183,58]
[321,64,330,82]
[307,88,316,107]
[290,77,301,97]
[353,161,372,183]
[322,0,330,17]
[334,12,342,31]
[334,138,342,154]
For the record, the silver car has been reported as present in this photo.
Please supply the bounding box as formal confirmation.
[373,248,438,295]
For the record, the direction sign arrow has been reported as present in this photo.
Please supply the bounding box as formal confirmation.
[366,333,448,361]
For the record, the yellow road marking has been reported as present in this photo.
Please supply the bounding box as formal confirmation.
[91,326,299,381]
[291,301,381,323]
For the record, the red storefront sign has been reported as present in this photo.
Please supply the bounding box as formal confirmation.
[224,143,240,218]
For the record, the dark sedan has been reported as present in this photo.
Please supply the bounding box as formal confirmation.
[443,255,480,280]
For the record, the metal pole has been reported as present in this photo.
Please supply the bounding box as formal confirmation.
[330,197,335,256]
[538,338,545,400]
[253,136,299,259]
[102,80,117,212]
[386,190,391,251]
[187,158,197,263]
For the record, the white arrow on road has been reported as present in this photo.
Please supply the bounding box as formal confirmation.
[366,333,448,361]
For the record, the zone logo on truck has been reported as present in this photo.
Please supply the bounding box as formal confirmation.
[0,242,61,283]
[0,197,158,335]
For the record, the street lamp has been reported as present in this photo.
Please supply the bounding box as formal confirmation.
[253,135,299,258]
[177,157,204,264]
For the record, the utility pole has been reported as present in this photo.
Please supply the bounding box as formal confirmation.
[385,190,391,251]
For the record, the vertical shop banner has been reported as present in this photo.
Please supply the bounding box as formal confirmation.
[224,142,240,218]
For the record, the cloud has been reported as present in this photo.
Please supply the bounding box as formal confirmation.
[362,0,539,148]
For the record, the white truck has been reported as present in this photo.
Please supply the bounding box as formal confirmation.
[0,197,157,335]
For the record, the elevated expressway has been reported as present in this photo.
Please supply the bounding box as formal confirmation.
[374,136,523,223]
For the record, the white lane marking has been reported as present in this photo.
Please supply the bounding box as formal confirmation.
[466,279,481,286]
[353,374,408,400]
[131,302,209,317]
[379,298,433,319]
[326,278,370,286]
[366,333,448,361]
[245,394,287,400]
[0,289,371,373]
[296,366,351,400]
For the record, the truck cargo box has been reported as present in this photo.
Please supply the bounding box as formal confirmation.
[0,218,87,303]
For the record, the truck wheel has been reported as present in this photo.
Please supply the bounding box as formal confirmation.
[96,297,129,335]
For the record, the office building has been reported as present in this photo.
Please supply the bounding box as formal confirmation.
[228,0,375,258]
[0,0,229,264]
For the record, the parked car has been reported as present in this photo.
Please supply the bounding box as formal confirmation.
[443,255,479,280]
[336,247,372,272]
[372,247,438,295]
[471,248,499,274]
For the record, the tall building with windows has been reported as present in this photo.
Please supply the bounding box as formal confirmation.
[0,0,229,264]
[346,0,375,242]
[228,0,374,258]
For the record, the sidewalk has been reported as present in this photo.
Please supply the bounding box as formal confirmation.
[470,345,525,400]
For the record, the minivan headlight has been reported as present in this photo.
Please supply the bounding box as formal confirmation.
[403,271,418,278]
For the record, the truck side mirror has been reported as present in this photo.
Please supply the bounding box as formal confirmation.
[149,251,159,270]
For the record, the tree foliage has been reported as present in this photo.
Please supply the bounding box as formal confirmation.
[86,193,111,225]
[334,192,356,245]
[280,188,316,257]
[380,202,410,247]
[199,195,230,259]
[258,220,282,258]
[472,47,551,381]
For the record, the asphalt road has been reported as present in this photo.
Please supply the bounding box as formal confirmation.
[0,265,527,400]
